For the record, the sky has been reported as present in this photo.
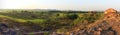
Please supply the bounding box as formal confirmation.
[0,0,120,11]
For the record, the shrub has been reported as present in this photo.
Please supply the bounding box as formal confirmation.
[67,14,78,20]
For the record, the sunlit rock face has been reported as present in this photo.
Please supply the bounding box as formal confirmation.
[104,8,118,19]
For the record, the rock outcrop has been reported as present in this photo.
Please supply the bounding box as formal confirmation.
[67,8,120,35]
[104,8,118,19]
[0,23,16,35]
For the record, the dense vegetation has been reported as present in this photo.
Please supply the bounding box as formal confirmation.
[0,9,104,32]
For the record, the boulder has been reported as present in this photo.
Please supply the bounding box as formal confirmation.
[104,8,118,19]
